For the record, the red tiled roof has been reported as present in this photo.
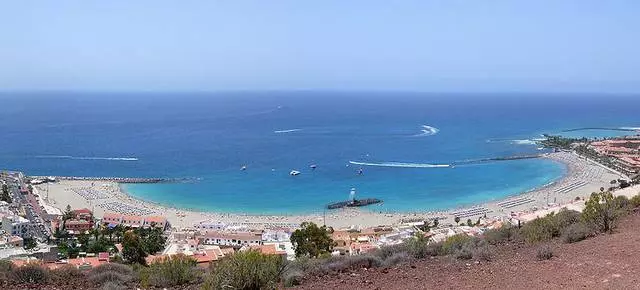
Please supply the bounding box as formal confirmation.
[144,216,167,224]
[73,208,92,215]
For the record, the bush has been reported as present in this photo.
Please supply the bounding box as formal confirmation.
[99,281,123,290]
[483,224,518,245]
[50,264,83,284]
[441,234,473,255]
[520,209,583,244]
[203,250,285,290]
[582,191,624,233]
[381,252,410,267]
[322,255,383,273]
[375,243,408,260]
[630,194,640,208]
[536,245,553,261]
[424,242,444,257]
[404,234,431,259]
[282,269,304,287]
[88,263,133,286]
[520,216,555,243]
[11,263,49,284]
[0,260,14,282]
[562,223,590,243]
[138,254,199,288]
[473,245,492,261]
[553,209,581,229]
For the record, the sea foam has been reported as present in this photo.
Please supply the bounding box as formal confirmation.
[274,129,302,134]
[34,155,139,161]
[414,125,439,137]
[349,161,450,168]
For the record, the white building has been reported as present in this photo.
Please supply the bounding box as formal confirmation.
[261,229,291,242]
[2,215,30,237]
[198,231,263,247]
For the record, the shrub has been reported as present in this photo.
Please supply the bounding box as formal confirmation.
[553,209,581,230]
[11,263,49,284]
[536,245,553,261]
[630,194,640,208]
[203,250,285,290]
[322,255,383,273]
[473,245,492,261]
[441,234,473,255]
[138,254,199,288]
[424,242,444,257]
[375,243,408,260]
[99,281,123,290]
[50,264,83,284]
[405,234,431,259]
[483,224,518,245]
[562,223,590,243]
[582,191,623,233]
[88,263,133,286]
[520,216,555,243]
[0,260,14,282]
[282,269,304,287]
[453,245,473,260]
[381,252,410,267]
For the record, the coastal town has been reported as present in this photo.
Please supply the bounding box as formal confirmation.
[1,134,639,274]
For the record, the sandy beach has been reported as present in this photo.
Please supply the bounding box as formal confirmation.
[39,151,627,229]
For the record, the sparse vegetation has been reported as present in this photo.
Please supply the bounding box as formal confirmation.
[582,191,624,233]
[203,250,285,290]
[536,245,553,261]
[137,254,200,288]
[561,223,590,243]
[483,224,518,245]
[11,263,49,284]
[88,263,134,288]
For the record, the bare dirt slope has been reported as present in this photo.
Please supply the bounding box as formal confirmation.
[299,213,640,290]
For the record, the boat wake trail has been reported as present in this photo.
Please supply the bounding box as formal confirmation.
[413,125,439,137]
[274,129,302,134]
[33,155,139,161]
[349,161,450,168]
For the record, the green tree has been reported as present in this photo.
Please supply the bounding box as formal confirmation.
[466,219,473,227]
[1,183,11,203]
[140,227,166,254]
[122,231,147,265]
[454,216,460,225]
[63,205,74,221]
[582,191,623,233]
[77,232,90,251]
[290,222,334,258]
[432,218,439,227]
[23,238,37,250]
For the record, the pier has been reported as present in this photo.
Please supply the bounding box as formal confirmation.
[453,154,544,165]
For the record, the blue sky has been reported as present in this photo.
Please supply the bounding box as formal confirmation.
[1,1,639,92]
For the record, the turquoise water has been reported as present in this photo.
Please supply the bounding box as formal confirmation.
[0,92,637,214]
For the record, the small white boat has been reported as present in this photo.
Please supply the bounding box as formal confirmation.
[290,170,301,176]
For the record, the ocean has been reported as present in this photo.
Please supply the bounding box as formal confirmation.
[0,92,638,214]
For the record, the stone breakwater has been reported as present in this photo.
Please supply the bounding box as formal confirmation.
[30,176,180,184]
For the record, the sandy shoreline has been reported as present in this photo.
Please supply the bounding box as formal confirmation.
[39,151,625,229]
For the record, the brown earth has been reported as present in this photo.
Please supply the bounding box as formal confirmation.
[298,212,640,290]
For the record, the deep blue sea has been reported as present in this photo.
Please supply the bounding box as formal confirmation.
[0,92,638,214]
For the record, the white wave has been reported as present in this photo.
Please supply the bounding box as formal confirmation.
[414,125,439,137]
[620,127,640,131]
[511,139,537,145]
[34,155,138,161]
[274,129,302,134]
[349,161,450,168]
